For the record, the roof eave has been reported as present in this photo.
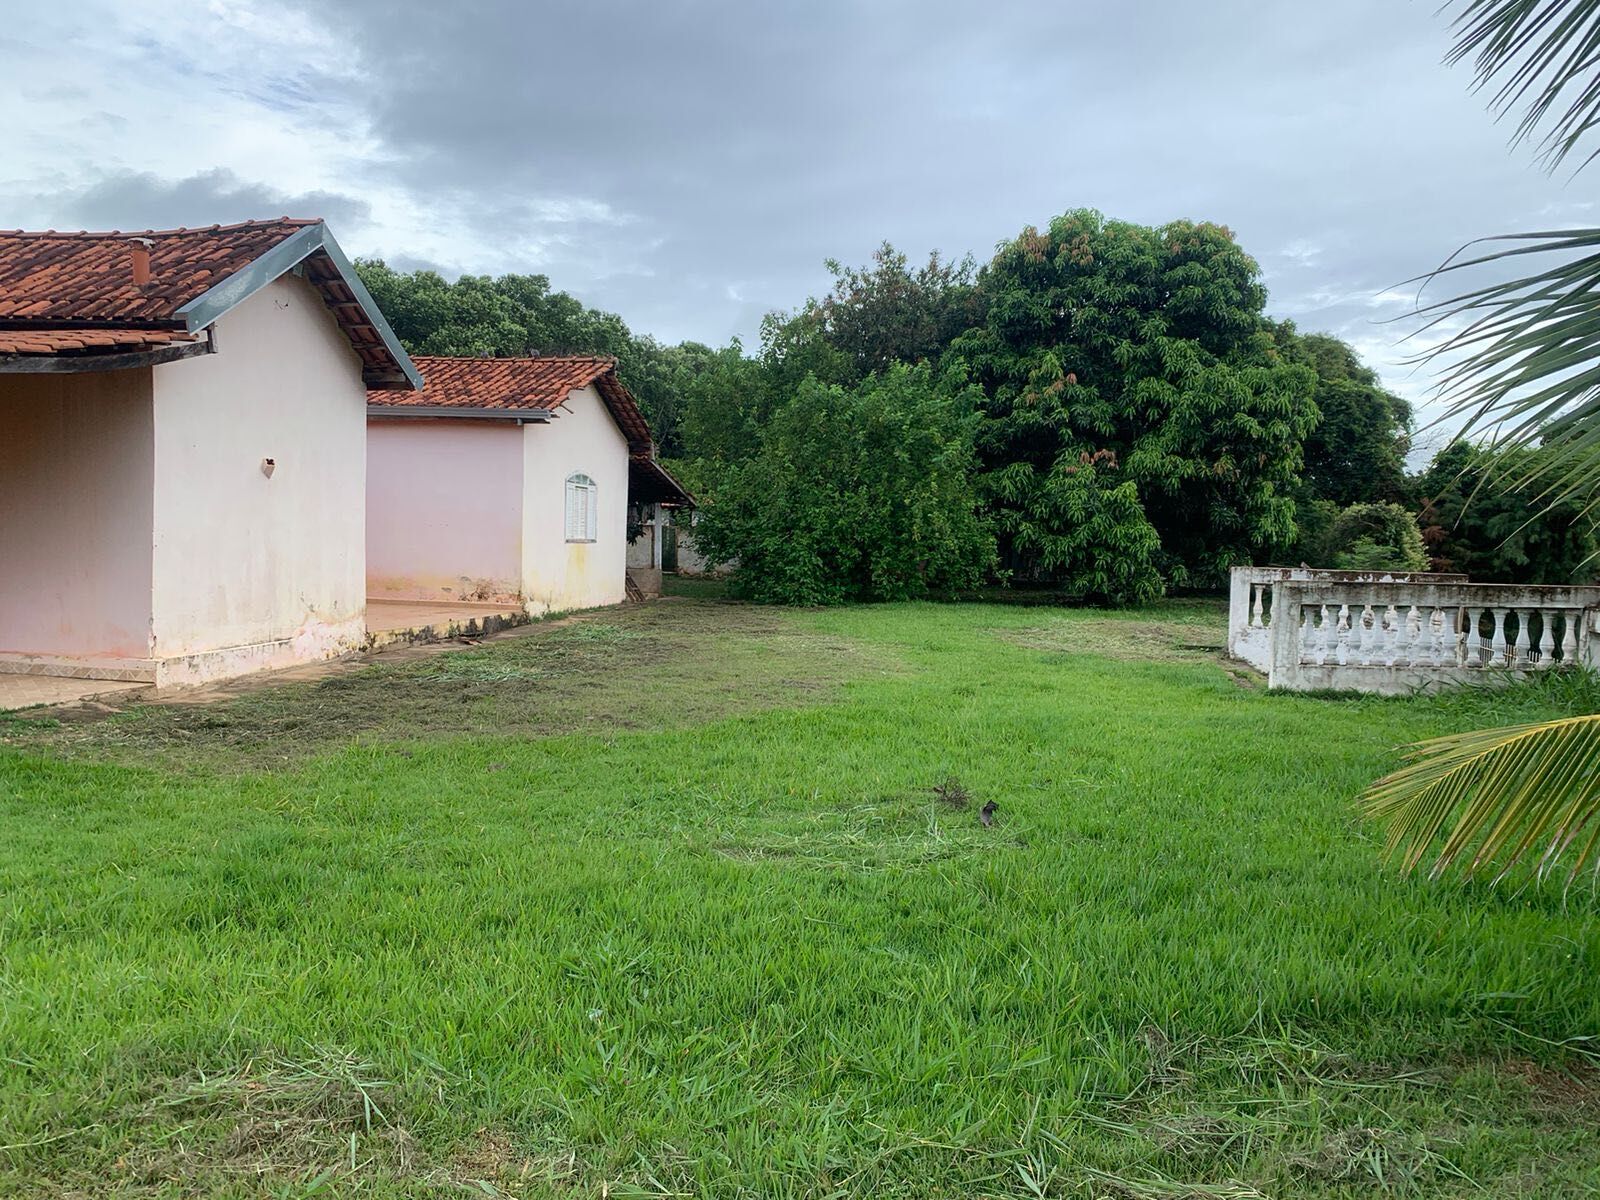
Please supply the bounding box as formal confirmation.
[0,338,214,375]
[366,404,553,422]
[175,222,423,391]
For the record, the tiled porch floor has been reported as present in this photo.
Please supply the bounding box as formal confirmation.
[0,674,149,711]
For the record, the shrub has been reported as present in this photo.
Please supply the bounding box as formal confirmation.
[692,365,996,604]
[1324,502,1428,571]
[1417,442,1599,583]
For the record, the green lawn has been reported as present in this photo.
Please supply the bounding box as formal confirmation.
[2,597,1597,1198]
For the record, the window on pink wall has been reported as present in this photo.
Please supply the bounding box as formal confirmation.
[565,472,597,542]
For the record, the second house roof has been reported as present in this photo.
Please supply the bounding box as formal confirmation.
[368,355,654,452]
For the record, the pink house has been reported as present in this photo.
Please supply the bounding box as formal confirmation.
[0,219,421,689]
[367,356,691,615]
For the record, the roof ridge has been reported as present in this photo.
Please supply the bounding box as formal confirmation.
[0,218,323,240]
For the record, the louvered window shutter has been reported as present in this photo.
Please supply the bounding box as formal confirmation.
[566,474,597,541]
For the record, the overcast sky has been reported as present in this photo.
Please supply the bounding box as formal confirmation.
[5,1,1590,457]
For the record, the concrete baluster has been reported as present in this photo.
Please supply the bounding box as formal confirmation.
[1350,603,1368,661]
[1512,609,1530,666]
[1463,607,1482,667]
[1560,609,1579,665]
[1417,607,1436,665]
[1490,608,1507,667]
[1383,603,1402,666]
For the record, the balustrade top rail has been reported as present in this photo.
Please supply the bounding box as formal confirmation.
[1280,579,1600,609]
[1236,566,1468,585]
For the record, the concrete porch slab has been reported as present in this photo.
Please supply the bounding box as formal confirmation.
[0,674,150,712]
[366,599,530,650]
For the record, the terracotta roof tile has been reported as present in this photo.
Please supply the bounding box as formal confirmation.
[0,219,320,323]
[0,219,417,387]
[369,355,654,451]
[0,327,197,355]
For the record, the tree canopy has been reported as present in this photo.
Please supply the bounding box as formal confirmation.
[1417,441,1599,582]
[949,210,1318,592]
[1284,330,1412,507]
[691,364,995,604]
[355,260,692,455]
[361,212,1503,605]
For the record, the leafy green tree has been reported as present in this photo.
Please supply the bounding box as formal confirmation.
[763,243,982,388]
[1323,502,1429,571]
[985,450,1163,603]
[354,260,686,453]
[692,364,995,604]
[951,210,1318,591]
[357,262,527,356]
[1416,441,1598,582]
[1282,329,1413,506]
[673,340,779,468]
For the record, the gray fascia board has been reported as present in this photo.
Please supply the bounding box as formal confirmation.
[0,339,214,374]
[174,223,325,333]
[366,405,553,422]
[174,223,424,392]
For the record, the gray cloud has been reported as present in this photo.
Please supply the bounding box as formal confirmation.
[288,3,1585,377]
[12,0,1593,446]
[53,167,370,234]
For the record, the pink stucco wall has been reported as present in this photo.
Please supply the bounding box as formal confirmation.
[0,369,155,659]
[367,418,525,602]
[149,274,369,684]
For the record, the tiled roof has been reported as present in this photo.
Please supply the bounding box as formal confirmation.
[0,219,319,322]
[369,355,654,451]
[0,219,418,388]
[0,327,197,355]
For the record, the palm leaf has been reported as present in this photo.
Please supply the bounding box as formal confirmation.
[1405,227,1600,513]
[1364,6,1600,888]
[1416,5,1600,507]
[1362,714,1600,883]
[1445,0,1600,173]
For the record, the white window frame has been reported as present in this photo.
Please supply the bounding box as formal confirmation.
[565,472,598,543]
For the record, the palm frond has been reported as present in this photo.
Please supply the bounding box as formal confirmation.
[1445,0,1600,173]
[1405,227,1600,512]
[1363,713,1600,883]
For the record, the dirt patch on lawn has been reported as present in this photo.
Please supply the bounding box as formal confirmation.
[0,599,894,772]
[1496,1056,1600,1117]
[997,616,1225,663]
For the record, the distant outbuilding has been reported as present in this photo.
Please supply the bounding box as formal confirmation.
[366,355,691,615]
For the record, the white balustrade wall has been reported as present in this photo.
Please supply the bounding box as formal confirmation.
[1227,567,1600,694]
[1227,566,1467,674]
